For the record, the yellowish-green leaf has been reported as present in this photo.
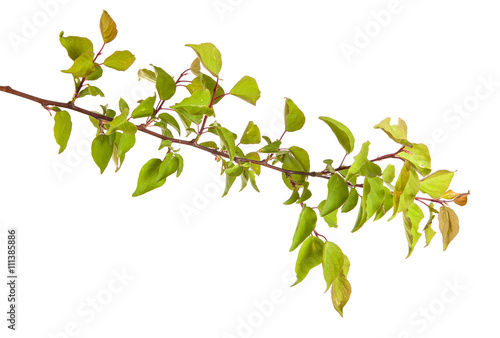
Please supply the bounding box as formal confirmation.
[438,206,459,251]
[318,116,355,154]
[240,121,261,144]
[185,43,222,77]
[345,141,382,181]
[321,174,349,216]
[61,51,95,78]
[374,117,412,147]
[292,236,324,286]
[402,203,424,258]
[284,98,305,132]
[322,241,345,292]
[391,160,420,219]
[420,170,455,199]
[53,110,72,154]
[230,76,261,105]
[398,143,432,176]
[103,50,135,71]
[99,10,118,43]
[131,95,156,118]
[290,206,317,252]
[59,31,93,61]
[132,158,166,197]
[331,272,351,317]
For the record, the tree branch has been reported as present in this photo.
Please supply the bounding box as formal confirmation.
[0,85,329,180]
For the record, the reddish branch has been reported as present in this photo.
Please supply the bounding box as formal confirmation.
[0,85,329,179]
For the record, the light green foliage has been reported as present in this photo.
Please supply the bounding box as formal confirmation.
[53,110,72,154]
[186,43,222,77]
[103,51,135,71]
[290,206,317,252]
[374,117,412,147]
[319,116,355,154]
[240,121,261,144]
[27,11,469,318]
[99,10,117,43]
[230,76,261,105]
[284,98,305,132]
[420,170,455,199]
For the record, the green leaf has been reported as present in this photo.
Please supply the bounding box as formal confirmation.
[158,113,181,135]
[248,170,260,192]
[284,188,300,205]
[282,146,310,188]
[216,126,236,162]
[284,98,305,132]
[374,187,394,221]
[322,241,345,292]
[391,160,420,220]
[185,43,222,77]
[91,134,115,174]
[187,74,225,105]
[352,196,368,233]
[156,153,180,182]
[364,177,385,219]
[99,10,118,43]
[321,174,349,216]
[132,158,166,197]
[152,66,176,100]
[402,203,424,258]
[225,163,244,177]
[423,203,437,247]
[290,206,317,252]
[119,98,129,113]
[191,58,201,76]
[292,236,324,286]
[103,50,135,71]
[318,200,338,228]
[230,76,261,105]
[138,68,156,83]
[59,32,93,61]
[61,51,95,78]
[131,95,156,118]
[244,152,261,175]
[171,90,213,116]
[345,141,382,181]
[438,206,460,251]
[106,108,137,135]
[374,117,412,147]
[199,141,218,149]
[258,140,281,153]
[78,86,104,98]
[341,188,359,213]
[240,121,261,144]
[331,271,351,317]
[420,170,455,199]
[297,188,312,204]
[115,132,135,158]
[382,164,396,184]
[397,143,432,176]
[53,110,72,154]
[175,153,184,177]
[318,116,355,154]
[86,66,103,81]
[222,173,236,197]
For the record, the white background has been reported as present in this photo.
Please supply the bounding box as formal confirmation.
[1,0,499,337]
